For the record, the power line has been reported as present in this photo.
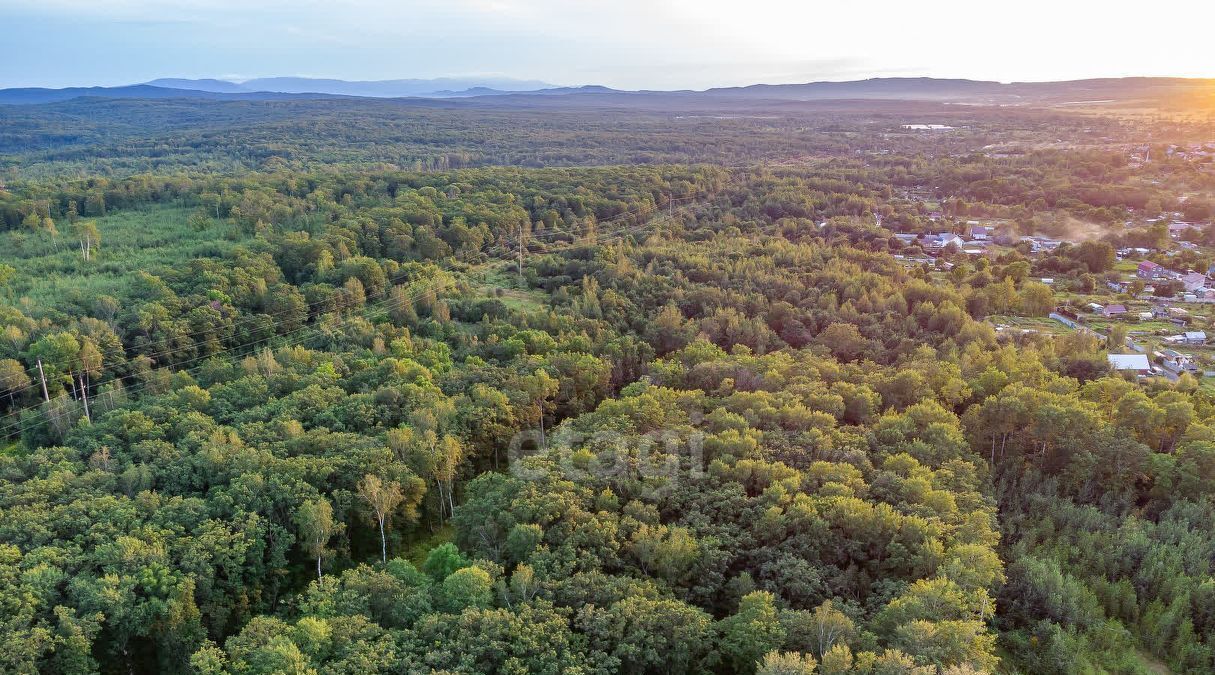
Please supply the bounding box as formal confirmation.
[0,166,758,436]
[0,190,714,439]
[0,191,707,403]
[0,200,701,438]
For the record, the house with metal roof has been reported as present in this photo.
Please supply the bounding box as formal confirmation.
[1108,353,1151,375]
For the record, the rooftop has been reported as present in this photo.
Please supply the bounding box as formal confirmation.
[1107,354,1151,371]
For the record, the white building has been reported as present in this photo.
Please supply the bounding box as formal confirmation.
[1182,272,1208,292]
[1108,353,1151,375]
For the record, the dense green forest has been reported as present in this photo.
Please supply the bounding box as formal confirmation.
[1,96,1214,674]
[4,95,1210,179]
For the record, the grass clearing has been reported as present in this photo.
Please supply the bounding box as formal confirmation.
[987,314,1074,335]
[1135,649,1172,675]
[2,204,246,317]
[475,266,549,313]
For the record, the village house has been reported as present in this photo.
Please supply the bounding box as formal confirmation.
[1169,222,1200,238]
[1153,304,1172,319]
[1019,236,1063,253]
[1164,332,1203,345]
[892,232,966,256]
[1108,353,1152,376]
[1158,349,1199,374]
[968,224,991,240]
[1182,272,1208,292]
[928,233,965,252]
[1103,304,1128,319]
[1138,260,1167,280]
[1055,306,1080,321]
[1035,237,1063,251]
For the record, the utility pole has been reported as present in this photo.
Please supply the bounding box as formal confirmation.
[516,221,530,279]
[78,373,91,423]
[36,359,49,403]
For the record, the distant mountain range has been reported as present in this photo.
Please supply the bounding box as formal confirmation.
[146,76,558,98]
[0,84,358,105]
[699,76,1215,105]
[143,78,253,93]
[1,76,1211,107]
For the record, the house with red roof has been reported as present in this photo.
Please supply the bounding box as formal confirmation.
[1137,261,1165,280]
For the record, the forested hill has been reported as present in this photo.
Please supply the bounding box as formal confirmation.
[0,149,1214,675]
[3,75,1213,106]
[5,91,1210,182]
[0,85,354,105]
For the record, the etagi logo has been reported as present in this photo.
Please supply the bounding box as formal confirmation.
[506,425,707,488]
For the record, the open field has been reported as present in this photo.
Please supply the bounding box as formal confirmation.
[2,205,245,315]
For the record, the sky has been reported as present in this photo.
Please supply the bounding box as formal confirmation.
[2,0,1214,90]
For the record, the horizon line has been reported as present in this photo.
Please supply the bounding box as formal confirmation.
[6,73,1215,93]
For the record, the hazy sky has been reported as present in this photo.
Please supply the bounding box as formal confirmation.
[3,0,1214,89]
